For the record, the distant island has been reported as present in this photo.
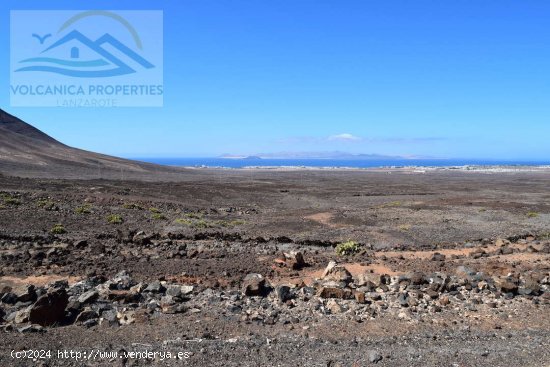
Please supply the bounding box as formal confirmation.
[218,151,418,160]
[219,154,263,159]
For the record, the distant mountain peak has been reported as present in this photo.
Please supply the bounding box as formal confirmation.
[0,108,60,144]
[0,109,183,179]
[0,108,19,123]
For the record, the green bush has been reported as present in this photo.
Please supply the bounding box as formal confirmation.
[192,219,212,229]
[107,214,123,224]
[152,212,167,220]
[149,207,161,214]
[398,224,412,231]
[335,240,361,256]
[527,212,539,218]
[175,218,193,225]
[1,193,20,206]
[50,224,66,234]
[75,204,92,214]
[123,203,143,210]
[37,199,57,210]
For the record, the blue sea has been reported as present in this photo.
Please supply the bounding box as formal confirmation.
[134,158,550,169]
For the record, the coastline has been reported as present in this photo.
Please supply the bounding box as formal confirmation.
[180,164,550,173]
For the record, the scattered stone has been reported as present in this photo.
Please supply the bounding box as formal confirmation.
[100,310,119,326]
[426,289,439,299]
[117,311,136,325]
[326,299,343,314]
[18,324,45,333]
[397,293,409,307]
[367,350,383,364]
[431,252,446,261]
[14,307,30,324]
[354,291,366,304]
[73,239,88,249]
[439,296,450,306]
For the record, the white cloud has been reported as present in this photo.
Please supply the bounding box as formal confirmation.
[328,133,362,142]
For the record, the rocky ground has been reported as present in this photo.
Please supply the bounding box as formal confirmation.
[0,169,549,366]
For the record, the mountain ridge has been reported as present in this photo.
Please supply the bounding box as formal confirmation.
[0,108,186,180]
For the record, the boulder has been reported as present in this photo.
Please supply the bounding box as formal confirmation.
[356,273,384,287]
[144,281,166,293]
[282,251,306,270]
[276,285,293,302]
[16,285,37,303]
[409,272,427,286]
[431,252,446,261]
[317,287,352,299]
[180,285,194,295]
[242,274,271,297]
[321,262,352,285]
[75,308,99,323]
[456,266,481,282]
[496,278,518,294]
[108,271,134,290]
[166,285,194,297]
[1,292,17,304]
[165,285,182,297]
[100,310,119,326]
[132,231,152,245]
[470,249,487,259]
[77,290,99,304]
[519,278,541,296]
[160,295,186,314]
[28,289,68,326]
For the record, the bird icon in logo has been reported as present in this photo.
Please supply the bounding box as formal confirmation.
[32,33,52,44]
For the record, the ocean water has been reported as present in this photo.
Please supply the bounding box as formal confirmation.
[135,157,550,169]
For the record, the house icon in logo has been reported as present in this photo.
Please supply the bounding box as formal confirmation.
[15,11,154,78]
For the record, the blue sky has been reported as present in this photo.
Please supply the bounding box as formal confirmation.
[1,1,549,159]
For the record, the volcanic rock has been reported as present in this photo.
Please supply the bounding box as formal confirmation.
[29,289,69,326]
[242,274,270,297]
